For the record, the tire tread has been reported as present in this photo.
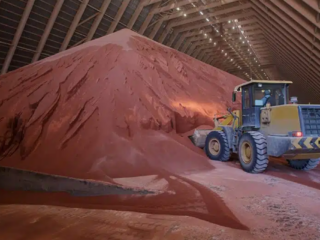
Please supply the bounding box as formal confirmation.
[239,131,268,173]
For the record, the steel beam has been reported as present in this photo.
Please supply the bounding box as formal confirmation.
[270,0,320,44]
[265,37,320,96]
[86,0,111,42]
[148,0,199,39]
[259,23,320,86]
[1,0,35,74]
[301,0,320,13]
[149,19,163,39]
[187,43,197,55]
[127,1,144,29]
[252,1,320,71]
[138,3,161,35]
[206,56,214,65]
[107,0,130,34]
[254,9,320,85]
[78,12,99,26]
[161,0,239,22]
[284,0,320,28]
[170,3,252,28]
[60,0,89,51]
[162,11,255,42]
[32,0,64,62]
[153,0,197,14]
[257,0,320,51]
[181,39,192,52]
[166,31,179,47]
[173,32,186,50]
[158,4,252,43]
[127,0,162,30]
[144,0,163,5]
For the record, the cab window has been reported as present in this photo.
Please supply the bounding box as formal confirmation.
[253,83,286,107]
[244,89,250,109]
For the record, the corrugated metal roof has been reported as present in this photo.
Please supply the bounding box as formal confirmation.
[0,0,319,103]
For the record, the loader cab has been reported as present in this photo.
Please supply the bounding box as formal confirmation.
[233,80,292,128]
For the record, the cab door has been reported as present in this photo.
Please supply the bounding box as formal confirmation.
[242,86,254,126]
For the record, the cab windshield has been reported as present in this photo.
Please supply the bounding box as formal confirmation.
[253,83,287,107]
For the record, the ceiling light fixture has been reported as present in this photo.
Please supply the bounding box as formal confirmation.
[200,11,203,15]
[177,7,180,11]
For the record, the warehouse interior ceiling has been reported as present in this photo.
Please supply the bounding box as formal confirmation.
[0,0,319,103]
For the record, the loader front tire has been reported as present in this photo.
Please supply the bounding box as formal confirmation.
[287,159,320,171]
[238,131,268,173]
[204,131,230,162]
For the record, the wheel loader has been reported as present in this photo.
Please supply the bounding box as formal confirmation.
[190,80,320,173]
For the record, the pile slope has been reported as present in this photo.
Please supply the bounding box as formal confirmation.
[0,29,246,229]
[0,29,243,179]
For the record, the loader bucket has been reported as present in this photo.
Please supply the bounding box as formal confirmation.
[189,129,212,148]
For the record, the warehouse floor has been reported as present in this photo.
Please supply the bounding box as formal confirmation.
[1,158,320,240]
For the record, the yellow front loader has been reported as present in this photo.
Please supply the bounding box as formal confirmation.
[190,80,320,173]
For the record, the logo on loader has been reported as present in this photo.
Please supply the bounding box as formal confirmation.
[291,137,320,149]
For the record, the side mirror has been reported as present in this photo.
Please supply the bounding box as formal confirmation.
[232,92,236,102]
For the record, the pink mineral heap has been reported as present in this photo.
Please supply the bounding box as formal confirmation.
[0,29,246,229]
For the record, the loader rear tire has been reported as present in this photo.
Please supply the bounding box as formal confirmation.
[287,159,320,171]
[204,131,230,162]
[238,131,268,173]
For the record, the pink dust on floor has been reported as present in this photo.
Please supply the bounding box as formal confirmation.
[0,29,246,230]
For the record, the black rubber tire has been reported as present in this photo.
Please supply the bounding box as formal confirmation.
[287,159,320,171]
[204,131,230,162]
[238,131,268,173]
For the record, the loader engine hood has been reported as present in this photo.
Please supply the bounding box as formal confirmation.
[260,104,320,137]
[261,104,320,158]
[297,105,320,136]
